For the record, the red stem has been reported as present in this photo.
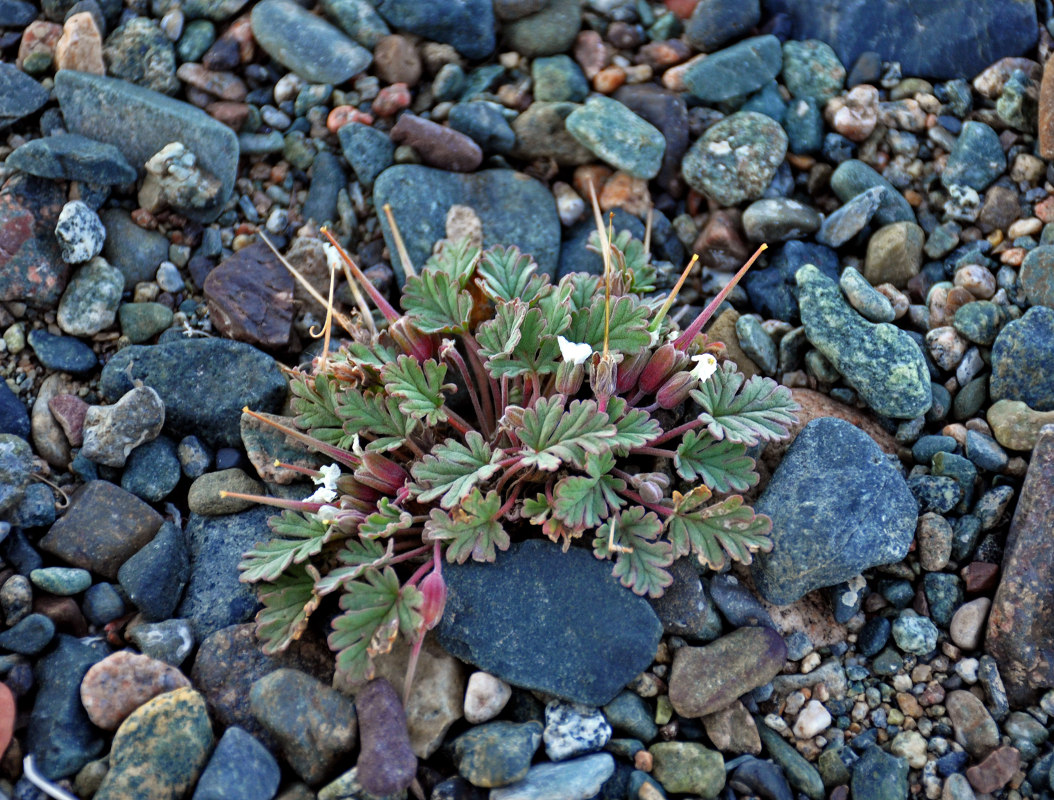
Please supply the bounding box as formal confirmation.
[641,417,706,448]
[673,243,767,351]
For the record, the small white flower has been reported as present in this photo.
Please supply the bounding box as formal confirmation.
[304,486,337,504]
[557,336,592,366]
[322,242,343,274]
[690,353,718,383]
[315,504,340,524]
[313,463,342,493]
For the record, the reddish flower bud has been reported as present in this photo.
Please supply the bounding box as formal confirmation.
[419,568,447,630]
[616,349,651,394]
[655,371,695,409]
[555,360,584,395]
[389,316,434,362]
[638,344,679,394]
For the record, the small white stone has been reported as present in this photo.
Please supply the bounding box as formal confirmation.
[274,73,305,104]
[955,657,980,684]
[553,182,585,227]
[891,729,929,768]
[155,262,184,293]
[543,700,611,762]
[792,699,832,739]
[949,598,991,651]
[55,200,105,264]
[800,651,822,674]
[892,673,913,692]
[463,671,511,724]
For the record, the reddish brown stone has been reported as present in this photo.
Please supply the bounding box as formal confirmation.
[1039,56,1054,159]
[390,113,483,173]
[966,746,1020,795]
[206,101,250,131]
[986,424,1054,705]
[0,175,67,307]
[962,561,1000,593]
[48,393,90,447]
[33,595,88,637]
[16,20,61,70]
[176,63,247,101]
[203,241,294,349]
[355,678,417,795]
[692,209,750,272]
[80,650,192,730]
[373,35,422,87]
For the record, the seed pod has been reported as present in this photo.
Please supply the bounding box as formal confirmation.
[656,371,695,409]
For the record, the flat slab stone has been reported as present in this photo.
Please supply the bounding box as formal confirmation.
[6,133,137,185]
[203,241,295,349]
[251,0,371,84]
[374,0,495,60]
[0,62,48,129]
[986,425,1054,705]
[54,70,238,222]
[374,165,560,285]
[751,417,918,605]
[435,539,663,707]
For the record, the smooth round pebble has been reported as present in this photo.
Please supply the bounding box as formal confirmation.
[464,671,512,724]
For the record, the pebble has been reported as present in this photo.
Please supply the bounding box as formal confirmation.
[7,133,136,186]
[0,382,30,440]
[946,689,1000,759]
[782,39,845,103]
[99,208,171,288]
[565,95,666,180]
[338,121,393,186]
[892,613,939,655]
[191,726,281,800]
[94,687,213,800]
[793,699,832,739]
[250,0,370,84]
[249,668,358,785]
[453,720,543,788]
[391,112,484,172]
[126,618,194,667]
[916,512,954,571]
[464,672,512,724]
[0,61,49,128]
[56,257,123,336]
[0,613,55,654]
[941,121,1006,191]
[543,700,611,762]
[742,198,821,242]
[29,567,91,596]
[490,752,614,800]
[839,265,895,322]
[649,742,725,796]
[117,519,189,620]
[27,328,98,375]
[755,722,825,799]
[851,744,909,800]
[79,650,192,730]
[448,102,517,156]
[966,745,1020,794]
[80,385,165,468]
[119,301,175,343]
[355,678,417,795]
[987,399,1054,450]
[830,159,915,226]
[734,314,778,375]
[502,0,582,59]
[950,597,991,651]
[865,221,925,288]
[990,306,1054,412]
[816,185,882,247]
[683,35,783,102]
[203,241,294,349]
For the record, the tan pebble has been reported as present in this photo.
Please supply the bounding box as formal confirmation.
[954,264,997,299]
[875,283,910,318]
[573,30,609,79]
[374,34,422,87]
[1001,247,1027,266]
[599,171,650,216]
[1010,153,1046,183]
[1007,217,1042,239]
[624,64,653,84]
[593,65,626,94]
[950,597,991,651]
[54,12,104,74]
[572,164,612,198]
[463,672,511,724]
[941,423,968,447]
[634,750,654,773]
[80,651,191,730]
[662,53,705,92]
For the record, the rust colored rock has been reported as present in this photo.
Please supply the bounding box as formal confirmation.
[0,175,67,307]
[355,678,417,796]
[966,746,1020,795]
[391,113,483,173]
[986,424,1054,705]
[48,393,90,447]
[962,561,1000,594]
[204,241,294,349]
[693,209,750,272]
[668,627,787,718]
[0,682,13,758]
[33,596,88,637]
[373,35,422,87]
[81,651,191,730]
[16,20,62,70]
[176,63,248,101]
[1039,57,1054,159]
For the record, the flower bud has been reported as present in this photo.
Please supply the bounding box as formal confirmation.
[389,316,434,362]
[637,480,664,504]
[656,371,695,409]
[419,568,447,630]
[638,344,679,395]
[589,352,621,402]
[360,451,410,492]
[616,349,650,394]
[555,359,584,395]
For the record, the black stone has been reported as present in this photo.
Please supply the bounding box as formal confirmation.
[118,520,189,621]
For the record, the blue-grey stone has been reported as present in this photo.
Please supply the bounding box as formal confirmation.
[532,55,589,103]
[743,241,839,324]
[839,266,895,323]
[923,572,962,628]
[741,197,820,243]
[566,96,666,180]
[118,520,190,621]
[781,39,845,103]
[178,19,216,62]
[0,0,36,26]
[682,111,787,207]
[251,0,371,84]
[709,572,775,629]
[817,185,882,247]
[119,301,174,344]
[374,0,494,59]
[375,165,560,285]
[502,0,581,58]
[685,0,760,52]
[99,338,287,448]
[0,63,49,130]
[435,539,663,706]
[6,134,137,185]
[797,265,932,418]
[0,613,54,654]
[941,121,1006,191]
[762,0,1036,81]
[10,482,57,528]
[782,96,824,154]
[755,722,825,799]
[743,81,789,122]
[121,435,181,502]
[613,85,690,195]
[337,121,393,187]
[683,35,783,103]
[191,726,281,800]
[990,306,1054,411]
[735,314,778,374]
[448,102,517,155]
[83,583,126,627]
[0,434,33,517]
[603,692,657,743]
[906,474,963,514]
[857,617,891,657]
[54,70,238,222]
[911,434,957,464]
[964,430,1008,472]
[830,159,915,226]
[851,744,908,800]
[26,329,98,375]
[647,557,723,643]
[177,508,268,640]
[27,635,110,779]
[452,721,543,787]
[731,757,794,800]
[319,0,390,48]
[0,381,30,439]
[490,753,614,800]
[29,567,91,595]
[751,418,917,605]
[100,208,170,289]
[301,150,345,226]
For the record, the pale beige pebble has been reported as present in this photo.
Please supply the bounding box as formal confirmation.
[1006,456,1028,476]
[1007,217,1042,239]
[892,673,913,692]
[54,12,105,75]
[916,512,953,572]
[800,651,821,673]
[661,53,705,92]
[954,264,997,299]
[875,283,910,319]
[553,181,585,226]
[634,750,655,774]
[31,372,74,469]
[701,700,761,755]
[792,699,831,739]
[1011,153,1046,184]
[926,326,968,370]
[878,99,926,131]
[624,64,653,84]
[942,773,977,800]
[941,423,969,447]
[963,418,993,437]
[80,650,192,730]
[828,84,878,142]
[273,72,304,104]
[463,672,511,724]
[950,597,992,651]
[891,730,929,768]
[598,170,651,217]
[973,57,1041,98]
[987,399,1054,450]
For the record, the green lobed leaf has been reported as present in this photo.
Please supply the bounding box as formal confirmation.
[315,537,393,596]
[475,300,527,362]
[410,432,504,509]
[689,361,799,446]
[382,355,455,426]
[567,295,652,353]
[425,489,510,563]
[551,451,626,528]
[328,566,423,683]
[666,488,773,572]
[592,507,673,598]
[561,273,601,313]
[604,397,662,455]
[255,564,321,655]
[358,497,413,540]
[477,304,562,379]
[338,390,417,452]
[674,429,759,492]
[401,269,474,334]
[513,395,617,471]
[340,340,401,375]
[239,510,336,584]
[475,245,551,304]
[290,373,352,448]
[422,237,480,287]
[587,229,656,294]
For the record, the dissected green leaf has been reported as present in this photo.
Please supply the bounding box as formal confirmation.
[410,432,504,508]
[290,373,352,447]
[340,340,400,375]
[476,245,550,304]
[675,429,759,492]
[604,398,662,455]
[475,300,527,362]
[401,269,474,334]
[477,304,561,379]
[425,489,510,564]
[567,295,652,353]
[315,537,393,596]
[690,361,799,445]
[328,566,423,682]
[382,355,455,426]
[358,497,413,539]
[592,507,672,598]
[338,389,417,452]
[513,396,617,471]
[255,564,321,654]
[666,488,773,571]
[587,229,656,295]
[239,510,336,584]
[552,451,625,528]
[561,273,601,313]
[422,237,480,287]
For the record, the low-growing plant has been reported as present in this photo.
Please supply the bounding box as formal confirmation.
[229,202,798,698]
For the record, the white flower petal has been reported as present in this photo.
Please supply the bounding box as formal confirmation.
[557,335,592,366]
[305,486,337,504]
[322,242,343,274]
[313,462,342,492]
[690,353,718,383]
[315,505,340,523]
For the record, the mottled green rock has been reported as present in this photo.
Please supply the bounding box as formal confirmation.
[953,300,1005,345]
[30,567,92,596]
[95,687,213,800]
[452,721,542,788]
[756,721,825,799]
[119,302,174,343]
[682,111,787,207]
[851,745,909,800]
[1020,245,1054,308]
[566,96,665,179]
[990,306,1054,411]
[502,0,581,57]
[941,121,1006,192]
[682,35,782,103]
[251,0,371,84]
[797,264,931,417]
[0,433,33,515]
[649,742,724,797]
[781,39,845,103]
[532,55,589,103]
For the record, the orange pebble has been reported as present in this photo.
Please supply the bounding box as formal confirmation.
[327,105,374,133]
[593,65,626,94]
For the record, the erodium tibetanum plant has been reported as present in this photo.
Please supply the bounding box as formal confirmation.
[231,210,798,697]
